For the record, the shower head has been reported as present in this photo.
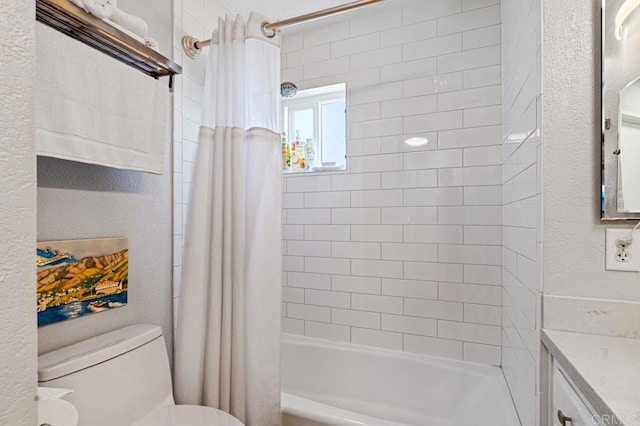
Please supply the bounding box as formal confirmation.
[281,82,298,98]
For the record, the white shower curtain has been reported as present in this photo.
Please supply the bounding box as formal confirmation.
[174,13,282,426]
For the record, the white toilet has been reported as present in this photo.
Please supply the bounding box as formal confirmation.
[38,324,244,426]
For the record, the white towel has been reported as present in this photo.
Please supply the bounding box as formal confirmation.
[110,7,148,37]
[103,18,145,44]
[35,23,168,174]
[82,0,117,19]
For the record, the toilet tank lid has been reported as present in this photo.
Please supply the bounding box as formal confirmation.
[38,324,163,382]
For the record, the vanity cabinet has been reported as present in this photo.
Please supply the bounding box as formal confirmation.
[548,360,601,426]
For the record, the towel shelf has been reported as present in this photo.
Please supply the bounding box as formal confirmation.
[36,0,182,81]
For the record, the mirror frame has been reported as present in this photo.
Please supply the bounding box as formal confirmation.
[601,0,640,220]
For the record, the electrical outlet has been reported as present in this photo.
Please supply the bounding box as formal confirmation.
[606,229,640,272]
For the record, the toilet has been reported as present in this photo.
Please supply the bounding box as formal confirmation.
[38,324,244,426]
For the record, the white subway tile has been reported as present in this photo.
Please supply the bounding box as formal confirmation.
[350,154,403,173]
[463,25,500,50]
[380,133,438,154]
[462,0,499,11]
[438,86,501,111]
[283,225,304,240]
[402,0,462,25]
[406,72,463,97]
[286,175,331,192]
[464,303,501,325]
[305,289,351,308]
[381,95,437,119]
[281,33,304,53]
[403,149,463,170]
[463,342,501,365]
[305,321,351,342]
[305,225,351,241]
[403,34,461,61]
[351,328,403,350]
[404,335,463,359]
[304,22,350,48]
[464,186,501,205]
[304,56,350,80]
[404,225,463,244]
[438,45,500,74]
[463,145,502,167]
[382,278,438,299]
[287,209,331,225]
[464,264,502,285]
[438,206,501,225]
[404,298,464,320]
[305,257,351,275]
[304,191,351,208]
[351,46,403,71]
[404,262,464,282]
[332,242,381,259]
[463,65,501,88]
[382,243,438,262]
[437,5,500,36]
[438,244,502,265]
[283,287,305,304]
[351,189,404,207]
[283,256,304,272]
[351,225,403,242]
[404,111,464,133]
[282,318,305,335]
[382,314,437,336]
[352,259,404,278]
[288,303,331,322]
[333,68,382,89]
[381,20,437,47]
[381,58,437,82]
[464,226,502,245]
[381,207,438,224]
[381,170,438,189]
[288,272,332,290]
[351,118,403,139]
[349,103,382,123]
[331,173,381,190]
[350,9,402,36]
[438,320,501,345]
[440,282,501,305]
[332,275,382,294]
[352,293,403,314]
[405,187,463,207]
[331,32,380,58]
[332,208,381,224]
[332,307,380,328]
[287,44,330,68]
[348,138,382,157]
[287,241,331,257]
[283,193,304,209]
[350,82,404,105]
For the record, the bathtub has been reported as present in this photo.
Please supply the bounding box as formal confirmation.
[281,334,520,426]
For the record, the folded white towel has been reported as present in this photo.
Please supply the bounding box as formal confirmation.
[82,0,117,19]
[35,22,168,174]
[110,7,148,37]
[67,0,85,10]
[104,18,145,44]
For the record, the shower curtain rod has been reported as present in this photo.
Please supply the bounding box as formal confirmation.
[181,0,384,59]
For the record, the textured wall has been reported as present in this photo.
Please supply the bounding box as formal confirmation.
[280,0,504,365]
[0,1,37,424]
[500,0,542,425]
[542,0,640,337]
[37,0,174,356]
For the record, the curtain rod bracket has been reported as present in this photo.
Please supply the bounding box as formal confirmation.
[261,21,277,38]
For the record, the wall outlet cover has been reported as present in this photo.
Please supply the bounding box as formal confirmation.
[606,229,640,272]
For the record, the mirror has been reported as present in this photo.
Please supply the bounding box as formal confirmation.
[281,83,347,173]
[602,0,640,219]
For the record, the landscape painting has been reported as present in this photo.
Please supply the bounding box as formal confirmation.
[37,237,128,327]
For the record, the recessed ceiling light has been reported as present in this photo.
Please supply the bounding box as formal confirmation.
[404,137,429,147]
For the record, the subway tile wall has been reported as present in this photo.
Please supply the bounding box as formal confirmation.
[172,0,231,333]
[500,0,542,425]
[281,0,503,366]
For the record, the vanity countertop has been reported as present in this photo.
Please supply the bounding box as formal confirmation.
[542,329,640,425]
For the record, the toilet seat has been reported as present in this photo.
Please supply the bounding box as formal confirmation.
[133,405,245,426]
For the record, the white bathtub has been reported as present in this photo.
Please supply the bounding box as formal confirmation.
[281,334,520,426]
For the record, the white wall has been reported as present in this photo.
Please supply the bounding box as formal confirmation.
[171,0,232,334]
[542,1,640,338]
[500,0,542,425]
[37,0,175,356]
[280,0,504,365]
[0,1,37,424]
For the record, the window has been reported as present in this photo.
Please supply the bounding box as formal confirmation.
[282,83,346,173]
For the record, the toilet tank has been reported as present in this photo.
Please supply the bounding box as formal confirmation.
[38,324,175,426]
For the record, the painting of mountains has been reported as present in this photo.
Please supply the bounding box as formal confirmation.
[37,238,128,327]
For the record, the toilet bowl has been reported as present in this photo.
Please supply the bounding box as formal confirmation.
[38,324,244,426]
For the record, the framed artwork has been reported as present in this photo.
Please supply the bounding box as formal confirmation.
[37,237,128,327]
